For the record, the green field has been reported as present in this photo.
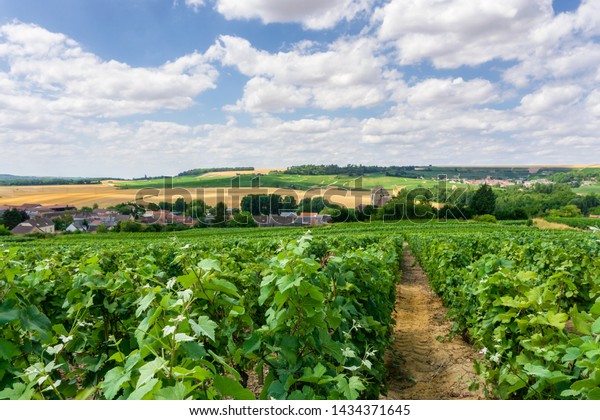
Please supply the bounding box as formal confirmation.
[118,173,448,191]
[573,183,600,194]
[1,220,598,400]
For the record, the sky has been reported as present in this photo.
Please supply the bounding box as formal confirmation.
[0,0,598,178]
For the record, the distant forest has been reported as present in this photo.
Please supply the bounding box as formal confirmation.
[0,175,104,186]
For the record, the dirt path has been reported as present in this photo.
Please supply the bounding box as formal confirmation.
[383,246,484,400]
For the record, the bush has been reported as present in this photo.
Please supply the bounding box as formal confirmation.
[95,224,109,233]
[0,225,11,236]
[472,214,497,223]
[547,204,582,218]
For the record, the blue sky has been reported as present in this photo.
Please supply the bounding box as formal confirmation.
[0,0,598,177]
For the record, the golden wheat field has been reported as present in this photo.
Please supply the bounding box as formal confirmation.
[0,183,371,209]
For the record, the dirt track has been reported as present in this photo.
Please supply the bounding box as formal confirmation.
[384,246,484,400]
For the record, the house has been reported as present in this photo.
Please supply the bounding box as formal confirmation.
[294,212,330,226]
[88,220,107,232]
[20,203,43,210]
[11,218,55,235]
[139,210,193,226]
[66,221,88,233]
[253,214,296,227]
[371,186,390,208]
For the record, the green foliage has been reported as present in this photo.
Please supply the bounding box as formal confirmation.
[212,202,227,227]
[0,231,402,400]
[52,213,74,231]
[472,214,497,223]
[493,184,583,220]
[115,221,145,233]
[185,199,207,221]
[297,197,329,214]
[375,188,437,221]
[95,224,109,234]
[2,219,596,400]
[470,184,496,215]
[547,205,583,218]
[228,212,257,228]
[2,208,28,230]
[241,194,285,215]
[408,230,600,399]
[0,225,11,236]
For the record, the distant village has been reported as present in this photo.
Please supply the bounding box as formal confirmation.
[0,204,337,235]
[4,176,598,235]
[0,204,340,235]
[0,187,394,235]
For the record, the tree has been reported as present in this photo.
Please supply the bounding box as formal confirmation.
[147,202,160,211]
[281,195,297,211]
[212,202,227,227]
[95,224,109,233]
[470,184,496,215]
[240,194,283,215]
[2,208,28,230]
[173,197,186,213]
[117,220,145,232]
[228,211,257,228]
[547,204,582,218]
[186,199,207,221]
[52,213,74,231]
[297,197,328,214]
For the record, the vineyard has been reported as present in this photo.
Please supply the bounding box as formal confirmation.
[0,221,598,400]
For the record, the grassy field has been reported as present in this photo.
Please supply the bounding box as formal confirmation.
[117,172,446,191]
[573,183,600,194]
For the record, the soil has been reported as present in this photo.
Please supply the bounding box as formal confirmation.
[383,245,485,400]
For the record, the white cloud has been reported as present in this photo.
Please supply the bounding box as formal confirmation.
[1,1,599,178]
[184,0,205,12]
[0,22,218,118]
[225,77,311,113]
[407,78,499,107]
[518,85,583,115]
[503,43,600,88]
[214,0,374,30]
[208,35,391,112]
[374,0,553,68]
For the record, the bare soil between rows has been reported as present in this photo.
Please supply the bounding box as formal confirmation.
[383,246,484,400]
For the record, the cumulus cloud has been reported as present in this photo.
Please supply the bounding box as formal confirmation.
[518,85,583,115]
[374,0,553,68]
[208,35,391,112]
[407,78,498,107]
[214,0,374,30]
[0,22,218,118]
[1,0,599,177]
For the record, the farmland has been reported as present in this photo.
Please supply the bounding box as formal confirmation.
[117,172,443,192]
[1,221,598,400]
[0,183,371,209]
